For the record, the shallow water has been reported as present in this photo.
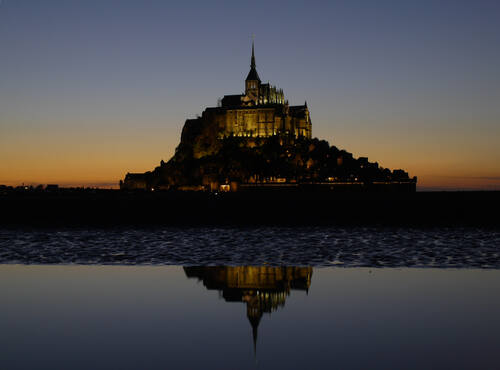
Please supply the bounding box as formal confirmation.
[1,265,499,370]
[1,226,499,267]
[2,227,499,368]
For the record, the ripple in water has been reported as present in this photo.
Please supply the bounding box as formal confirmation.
[0,227,499,268]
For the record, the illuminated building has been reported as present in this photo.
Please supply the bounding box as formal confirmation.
[120,43,417,191]
[180,42,312,159]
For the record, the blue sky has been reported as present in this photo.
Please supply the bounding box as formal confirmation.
[1,0,499,189]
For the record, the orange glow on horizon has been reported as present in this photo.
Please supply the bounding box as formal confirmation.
[1,116,499,191]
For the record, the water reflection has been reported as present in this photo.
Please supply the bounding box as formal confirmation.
[184,266,312,355]
[2,266,500,369]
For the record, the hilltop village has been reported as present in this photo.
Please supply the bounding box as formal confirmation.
[121,44,416,192]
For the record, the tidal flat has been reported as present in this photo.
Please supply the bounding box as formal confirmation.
[1,226,499,267]
[2,191,500,227]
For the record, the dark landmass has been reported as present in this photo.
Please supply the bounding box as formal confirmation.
[1,188,499,227]
[122,134,416,192]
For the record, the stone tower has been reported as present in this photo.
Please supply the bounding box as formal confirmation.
[245,42,260,104]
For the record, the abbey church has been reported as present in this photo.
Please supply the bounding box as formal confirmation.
[121,42,416,192]
[188,43,312,141]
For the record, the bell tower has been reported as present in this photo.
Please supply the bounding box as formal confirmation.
[245,41,260,104]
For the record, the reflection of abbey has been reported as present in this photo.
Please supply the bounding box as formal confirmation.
[192,42,312,139]
[184,266,312,355]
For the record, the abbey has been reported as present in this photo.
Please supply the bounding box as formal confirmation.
[120,42,416,192]
[197,43,312,139]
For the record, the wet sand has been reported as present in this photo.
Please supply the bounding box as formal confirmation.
[1,226,499,267]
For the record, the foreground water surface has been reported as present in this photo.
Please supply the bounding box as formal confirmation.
[1,265,500,370]
[1,227,500,369]
[1,226,500,267]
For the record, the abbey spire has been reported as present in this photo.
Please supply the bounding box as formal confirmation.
[251,41,256,70]
[246,41,261,83]
[245,41,261,103]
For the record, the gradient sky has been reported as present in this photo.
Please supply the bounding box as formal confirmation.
[1,0,499,190]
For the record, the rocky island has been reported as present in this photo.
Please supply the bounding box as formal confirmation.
[121,43,417,193]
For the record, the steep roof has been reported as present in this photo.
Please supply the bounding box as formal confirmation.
[245,42,261,82]
[246,68,261,82]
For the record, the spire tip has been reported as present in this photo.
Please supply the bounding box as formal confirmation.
[251,37,256,69]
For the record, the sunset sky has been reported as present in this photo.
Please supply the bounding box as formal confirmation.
[1,0,499,190]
